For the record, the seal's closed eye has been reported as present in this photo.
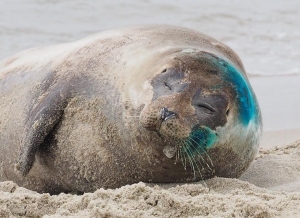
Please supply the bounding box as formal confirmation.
[195,103,216,114]
[192,89,229,129]
[151,68,189,100]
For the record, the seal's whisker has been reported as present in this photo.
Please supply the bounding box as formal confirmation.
[185,139,212,172]
[187,147,208,178]
[189,136,214,168]
[183,142,206,183]
[184,142,208,187]
[180,143,187,170]
[189,135,207,145]
[189,137,214,167]
[182,143,196,179]
[173,139,180,164]
[185,140,205,167]
[182,146,188,170]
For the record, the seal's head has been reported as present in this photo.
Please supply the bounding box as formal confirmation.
[139,50,261,181]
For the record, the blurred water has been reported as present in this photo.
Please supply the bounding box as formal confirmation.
[1,0,300,132]
[1,0,299,76]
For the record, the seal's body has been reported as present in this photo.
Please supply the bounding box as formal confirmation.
[0,26,261,194]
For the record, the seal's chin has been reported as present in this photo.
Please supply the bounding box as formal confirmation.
[162,124,218,160]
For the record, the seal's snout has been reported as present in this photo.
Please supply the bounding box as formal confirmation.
[161,107,176,121]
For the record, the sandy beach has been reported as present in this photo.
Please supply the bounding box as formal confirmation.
[1,0,300,217]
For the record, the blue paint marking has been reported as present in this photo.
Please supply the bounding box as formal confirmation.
[186,125,217,152]
[186,53,259,154]
[218,61,257,125]
[204,53,258,126]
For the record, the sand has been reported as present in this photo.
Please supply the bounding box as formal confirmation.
[0,139,299,218]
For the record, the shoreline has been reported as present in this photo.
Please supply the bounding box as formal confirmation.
[261,128,300,148]
[249,74,300,133]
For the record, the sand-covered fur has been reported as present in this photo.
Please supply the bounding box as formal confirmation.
[0,25,261,194]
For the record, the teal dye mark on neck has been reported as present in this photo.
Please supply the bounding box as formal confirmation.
[203,53,258,126]
[185,125,217,154]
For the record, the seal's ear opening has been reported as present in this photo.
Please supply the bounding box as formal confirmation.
[16,88,69,176]
[226,108,230,116]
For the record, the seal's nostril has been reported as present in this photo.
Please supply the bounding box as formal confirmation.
[160,107,166,119]
[161,107,176,121]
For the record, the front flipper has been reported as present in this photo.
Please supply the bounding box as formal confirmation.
[16,87,70,176]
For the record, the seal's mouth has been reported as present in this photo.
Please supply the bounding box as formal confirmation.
[161,124,217,181]
[158,105,217,175]
[162,124,217,158]
[160,107,181,158]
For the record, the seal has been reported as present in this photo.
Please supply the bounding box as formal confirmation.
[0,25,262,194]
